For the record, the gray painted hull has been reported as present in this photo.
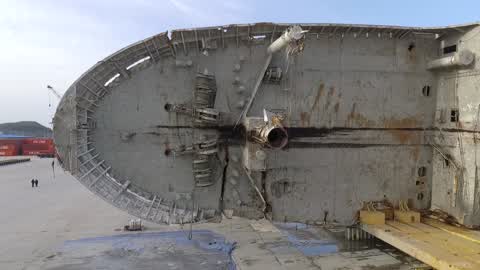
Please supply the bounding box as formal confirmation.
[53,22,480,227]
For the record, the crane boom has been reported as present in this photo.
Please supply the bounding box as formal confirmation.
[47,85,62,99]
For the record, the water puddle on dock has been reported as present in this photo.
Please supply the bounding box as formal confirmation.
[273,222,427,268]
[42,230,236,270]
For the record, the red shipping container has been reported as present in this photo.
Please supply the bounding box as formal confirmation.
[23,150,53,156]
[22,144,50,151]
[22,143,55,156]
[0,144,16,150]
[0,149,18,156]
[0,144,19,156]
[0,139,23,146]
[23,150,40,155]
[23,138,53,145]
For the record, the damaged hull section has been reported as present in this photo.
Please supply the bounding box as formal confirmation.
[54,22,480,227]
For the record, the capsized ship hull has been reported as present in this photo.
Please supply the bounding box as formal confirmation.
[54,22,480,227]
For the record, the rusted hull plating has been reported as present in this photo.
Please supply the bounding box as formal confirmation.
[54,22,480,227]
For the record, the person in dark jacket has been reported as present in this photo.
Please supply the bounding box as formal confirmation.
[34,179,38,187]
[31,179,34,187]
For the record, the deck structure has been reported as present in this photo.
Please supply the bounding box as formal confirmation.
[362,218,480,270]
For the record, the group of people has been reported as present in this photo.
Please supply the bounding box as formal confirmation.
[31,179,39,187]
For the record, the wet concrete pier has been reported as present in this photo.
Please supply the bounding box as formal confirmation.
[1,158,427,269]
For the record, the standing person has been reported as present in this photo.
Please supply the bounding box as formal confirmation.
[34,179,38,187]
[51,159,55,179]
[31,179,34,188]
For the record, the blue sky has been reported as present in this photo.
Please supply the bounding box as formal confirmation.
[0,0,479,127]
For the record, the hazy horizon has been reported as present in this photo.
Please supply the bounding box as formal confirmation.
[1,0,479,127]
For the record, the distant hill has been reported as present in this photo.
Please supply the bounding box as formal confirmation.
[0,121,52,138]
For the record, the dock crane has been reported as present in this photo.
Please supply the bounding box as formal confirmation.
[46,85,63,125]
[46,85,62,107]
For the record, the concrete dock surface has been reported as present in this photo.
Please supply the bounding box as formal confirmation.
[0,158,427,270]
